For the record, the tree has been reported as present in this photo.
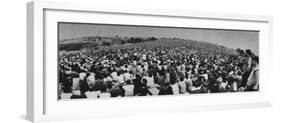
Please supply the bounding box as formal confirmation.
[149,36,157,41]
[102,41,111,46]
[120,40,126,45]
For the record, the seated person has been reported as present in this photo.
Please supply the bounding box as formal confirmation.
[70,90,87,99]
[133,75,149,96]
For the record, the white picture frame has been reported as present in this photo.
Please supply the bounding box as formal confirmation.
[27,0,273,122]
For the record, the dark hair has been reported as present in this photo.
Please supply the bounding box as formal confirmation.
[228,77,234,84]
[180,76,184,81]
[148,72,153,77]
[253,56,259,63]
[246,49,252,55]
[117,71,121,76]
[136,74,142,80]
[125,80,131,84]
[185,73,189,79]
[142,78,147,84]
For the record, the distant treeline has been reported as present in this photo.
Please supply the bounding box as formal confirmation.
[59,36,158,51]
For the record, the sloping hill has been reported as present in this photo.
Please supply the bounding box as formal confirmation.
[106,38,237,55]
[59,36,237,55]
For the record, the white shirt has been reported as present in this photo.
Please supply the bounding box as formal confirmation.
[85,91,99,98]
[111,72,118,81]
[220,82,228,89]
[144,65,149,71]
[117,74,125,84]
[103,76,113,83]
[87,75,95,85]
[123,85,134,96]
[60,93,72,99]
[144,76,154,87]
[171,83,180,95]
[200,74,208,81]
[232,82,238,91]
[79,72,86,80]
[72,78,80,90]
[99,93,111,98]
[247,57,252,69]
[123,72,131,81]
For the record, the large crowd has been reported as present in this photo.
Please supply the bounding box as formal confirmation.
[58,44,259,99]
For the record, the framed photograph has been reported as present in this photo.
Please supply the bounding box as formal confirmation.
[27,0,273,122]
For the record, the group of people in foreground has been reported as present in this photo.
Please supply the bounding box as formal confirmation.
[58,44,259,99]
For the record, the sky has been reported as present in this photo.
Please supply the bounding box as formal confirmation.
[59,23,259,55]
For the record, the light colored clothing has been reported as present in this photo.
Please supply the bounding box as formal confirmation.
[232,82,238,91]
[144,76,154,87]
[185,78,193,91]
[148,88,159,95]
[247,65,259,90]
[99,93,111,98]
[72,90,81,96]
[124,72,131,81]
[87,75,95,85]
[85,91,100,98]
[123,85,134,96]
[117,74,125,84]
[171,83,180,95]
[247,57,252,69]
[220,82,228,90]
[72,78,80,90]
[164,73,170,83]
[103,76,113,83]
[79,72,86,80]
[144,65,148,70]
[191,85,202,91]
[200,74,208,81]
[61,93,72,99]
[111,72,118,81]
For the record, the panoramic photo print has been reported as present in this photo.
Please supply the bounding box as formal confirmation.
[58,22,259,100]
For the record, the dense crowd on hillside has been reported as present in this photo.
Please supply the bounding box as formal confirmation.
[58,44,259,99]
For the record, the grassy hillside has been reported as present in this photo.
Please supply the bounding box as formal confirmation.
[59,36,237,55]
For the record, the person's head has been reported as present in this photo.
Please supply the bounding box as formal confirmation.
[142,78,147,85]
[185,73,190,79]
[117,71,121,76]
[125,80,131,84]
[252,56,259,65]
[90,72,95,76]
[246,49,252,56]
[136,74,142,80]
[180,76,184,81]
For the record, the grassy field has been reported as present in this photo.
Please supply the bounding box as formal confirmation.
[59,37,237,55]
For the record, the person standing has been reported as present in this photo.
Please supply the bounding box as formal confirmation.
[246,56,259,91]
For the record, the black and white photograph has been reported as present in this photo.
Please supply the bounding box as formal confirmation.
[58,22,259,100]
